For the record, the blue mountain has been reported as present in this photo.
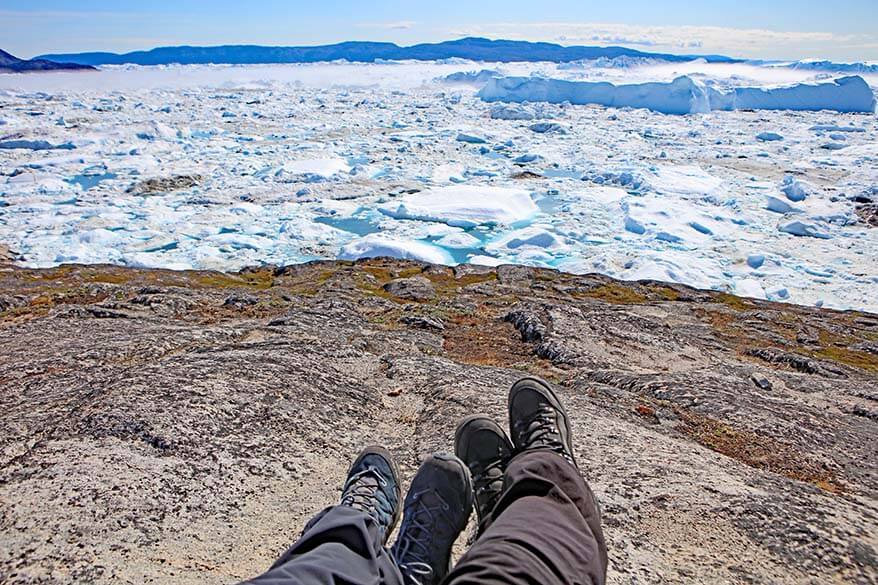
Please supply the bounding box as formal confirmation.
[37,37,737,66]
[0,48,95,72]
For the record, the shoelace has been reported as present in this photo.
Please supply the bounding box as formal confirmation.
[340,466,394,527]
[393,490,454,585]
[472,458,504,503]
[514,404,574,464]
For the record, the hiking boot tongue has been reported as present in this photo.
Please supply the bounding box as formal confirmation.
[342,469,394,524]
[473,461,504,511]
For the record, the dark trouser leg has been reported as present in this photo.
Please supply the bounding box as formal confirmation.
[241,505,404,585]
[442,450,608,585]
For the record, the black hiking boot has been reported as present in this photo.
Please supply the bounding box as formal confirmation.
[454,415,514,527]
[508,377,577,466]
[392,453,473,585]
[339,446,402,544]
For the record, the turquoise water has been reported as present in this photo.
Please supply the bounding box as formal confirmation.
[425,227,495,264]
[66,172,117,191]
[314,216,382,236]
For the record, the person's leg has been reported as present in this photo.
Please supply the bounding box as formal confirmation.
[447,377,608,585]
[241,446,404,585]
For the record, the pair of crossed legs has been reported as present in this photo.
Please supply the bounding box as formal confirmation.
[243,377,607,585]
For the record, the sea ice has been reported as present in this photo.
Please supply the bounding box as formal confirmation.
[0,59,876,313]
[0,139,76,150]
[479,75,712,115]
[379,185,538,228]
[456,133,487,144]
[781,176,811,202]
[734,278,768,300]
[489,104,535,120]
[277,157,350,181]
[779,220,831,239]
[480,74,877,114]
[339,234,453,264]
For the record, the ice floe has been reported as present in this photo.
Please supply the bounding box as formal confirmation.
[339,234,453,264]
[379,185,538,228]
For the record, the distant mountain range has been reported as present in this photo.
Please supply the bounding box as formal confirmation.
[36,37,737,66]
[0,48,95,73]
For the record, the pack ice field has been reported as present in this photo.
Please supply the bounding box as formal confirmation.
[1,59,876,312]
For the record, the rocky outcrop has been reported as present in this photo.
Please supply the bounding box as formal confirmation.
[0,259,876,584]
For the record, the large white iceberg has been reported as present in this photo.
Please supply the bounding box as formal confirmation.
[479,75,877,115]
[379,185,538,228]
[276,157,350,181]
[712,76,876,113]
[339,235,453,264]
[480,76,711,115]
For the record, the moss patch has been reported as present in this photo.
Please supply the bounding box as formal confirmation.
[576,283,648,305]
[677,409,843,494]
[192,270,274,290]
[811,346,878,373]
[714,293,757,311]
[441,305,560,381]
[650,285,681,301]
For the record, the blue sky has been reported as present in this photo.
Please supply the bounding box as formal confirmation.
[3,0,877,61]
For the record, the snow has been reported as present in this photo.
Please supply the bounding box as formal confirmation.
[479,74,877,115]
[379,185,538,228]
[1,59,876,313]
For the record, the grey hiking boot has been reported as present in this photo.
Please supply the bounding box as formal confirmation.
[454,415,513,527]
[392,453,473,585]
[339,446,402,544]
[508,377,577,466]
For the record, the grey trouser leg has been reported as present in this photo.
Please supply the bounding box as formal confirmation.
[242,505,404,585]
[442,450,608,585]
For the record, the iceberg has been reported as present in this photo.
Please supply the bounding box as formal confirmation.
[277,157,350,181]
[724,76,876,113]
[479,75,877,115]
[479,75,712,115]
[489,104,535,120]
[379,185,538,228]
[0,139,76,151]
[339,235,453,264]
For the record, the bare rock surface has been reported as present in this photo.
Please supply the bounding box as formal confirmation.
[0,259,876,584]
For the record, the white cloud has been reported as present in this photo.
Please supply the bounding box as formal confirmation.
[357,21,416,31]
[448,22,877,60]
